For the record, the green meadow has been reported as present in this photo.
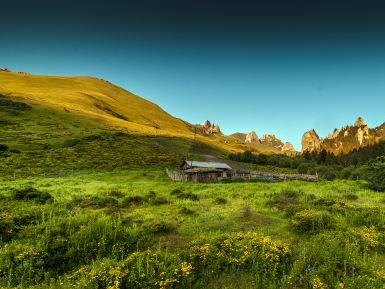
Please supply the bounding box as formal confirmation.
[1,170,385,289]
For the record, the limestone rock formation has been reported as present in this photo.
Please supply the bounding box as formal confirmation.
[301,130,321,153]
[245,131,259,143]
[281,142,295,153]
[300,116,385,155]
[198,120,222,135]
[354,117,367,127]
[260,134,284,149]
[327,128,340,139]
[356,125,369,145]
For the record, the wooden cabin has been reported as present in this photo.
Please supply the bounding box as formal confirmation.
[180,160,232,183]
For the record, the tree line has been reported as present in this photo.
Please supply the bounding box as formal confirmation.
[228,140,385,190]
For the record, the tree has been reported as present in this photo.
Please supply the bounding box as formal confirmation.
[367,156,385,191]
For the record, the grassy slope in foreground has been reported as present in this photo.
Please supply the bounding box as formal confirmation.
[1,170,385,288]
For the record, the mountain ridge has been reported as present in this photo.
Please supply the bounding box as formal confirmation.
[302,117,385,155]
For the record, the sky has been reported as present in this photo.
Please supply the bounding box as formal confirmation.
[2,0,385,149]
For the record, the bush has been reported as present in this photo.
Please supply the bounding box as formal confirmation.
[290,209,336,234]
[179,206,195,215]
[189,232,291,286]
[13,187,53,204]
[107,190,125,198]
[63,250,194,289]
[0,144,8,152]
[71,195,118,208]
[367,157,385,191]
[214,197,227,204]
[63,138,80,148]
[289,232,382,289]
[121,195,144,206]
[297,162,316,174]
[147,221,176,234]
[171,189,199,201]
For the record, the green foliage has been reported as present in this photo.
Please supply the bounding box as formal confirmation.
[71,195,118,209]
[170,189,199,201]
[367,156,385,191]
[290,209,336,234]
[1,171,385,289]
[289,231,383,289]
[13,187,53,204]
[0,144,8,151]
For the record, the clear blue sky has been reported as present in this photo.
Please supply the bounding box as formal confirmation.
[2,0,385,150]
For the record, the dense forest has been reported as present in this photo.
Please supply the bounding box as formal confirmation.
[229,140,385,190]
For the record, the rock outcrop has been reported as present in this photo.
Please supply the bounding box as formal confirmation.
[260,134,284,149]
[327,128,340,139]
[300,117,385,155]
[245,131,259,143]
[198,120,222,135]
[354,117,367,127]
[281,142,296,153]
[301,129,321,153]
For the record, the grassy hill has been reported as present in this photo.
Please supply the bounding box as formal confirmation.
[0,71,192,136]
[0,71,280,179]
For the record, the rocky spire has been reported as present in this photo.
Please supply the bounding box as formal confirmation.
[354,117,367,127]
[202,120,211,129]
[245,131,259,143]
[301,129,321,153]
[281,142,296,153]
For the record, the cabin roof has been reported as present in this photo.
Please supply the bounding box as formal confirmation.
[183,167,223,174]
[183,160,232,170]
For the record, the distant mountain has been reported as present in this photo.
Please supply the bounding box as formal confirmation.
[302,117,385,155]
[229,131,296,155]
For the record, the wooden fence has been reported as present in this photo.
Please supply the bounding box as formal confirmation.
[166,168,318,183]
[165,168,187,182]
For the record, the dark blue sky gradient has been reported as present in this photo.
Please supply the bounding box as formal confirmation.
[2,0,385,149]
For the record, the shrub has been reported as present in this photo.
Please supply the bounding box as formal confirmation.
[267,189,302,211]
[121,195,144,206]
[289,232,382,289]
[63,138,80,148]
[71,195,118,208]
[170,189,183,196]
[13,187,53,204]
[149,196,169,206]
[63,250,194,289]
[9,148,21,154]
[290,209,336,234]
[346,207,385,228]
[367,156,385,191]
[147,221,176,234]
[343,192,359,201]
[0,144,8,151]
[214,197,227,204]
[189,232,291,286]
[240,206,254,219]
[313,196,348,211]
[179,206,195,215]
[297,162,315,174]
[145,191,169,205]
[171,189,199,201]
[107,190,125,198]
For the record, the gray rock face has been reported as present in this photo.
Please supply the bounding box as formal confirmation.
[245,131,259,143]
[301,129,321,153]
